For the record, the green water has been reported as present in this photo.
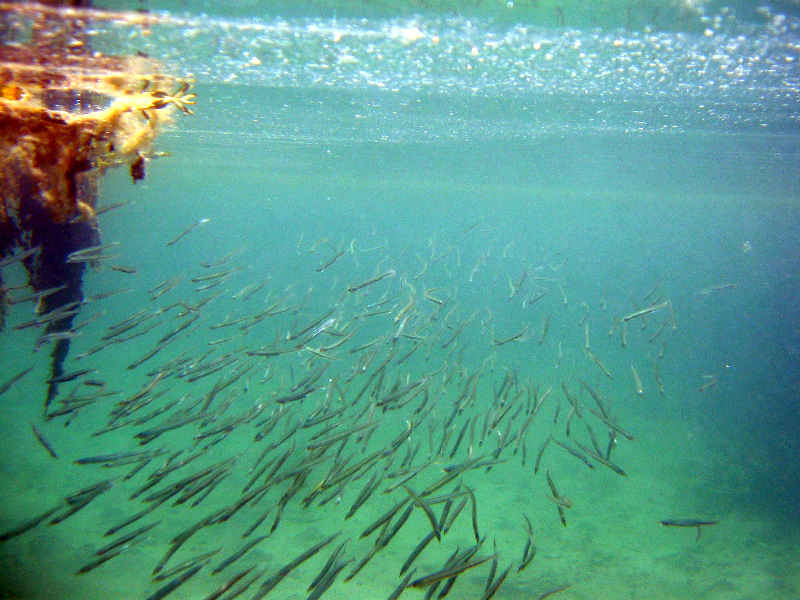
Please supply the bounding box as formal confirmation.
[1,2,799,599]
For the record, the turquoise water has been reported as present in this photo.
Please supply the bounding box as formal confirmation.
[1,2,799,599]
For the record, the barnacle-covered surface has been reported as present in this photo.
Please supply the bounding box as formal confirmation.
[0,3,192,227]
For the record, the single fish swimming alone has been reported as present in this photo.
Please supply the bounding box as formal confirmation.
[660,518,718,541]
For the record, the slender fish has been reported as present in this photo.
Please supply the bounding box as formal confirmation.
[622,300,670,322]
[660,518,718,540]
[348,270,396,293]
[166,218,210,247]
[30,423,58,458]
[409,554,495,588]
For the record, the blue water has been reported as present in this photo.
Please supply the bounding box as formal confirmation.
[1,2,799,599]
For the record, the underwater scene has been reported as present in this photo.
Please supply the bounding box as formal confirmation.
[0,1,798,599]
